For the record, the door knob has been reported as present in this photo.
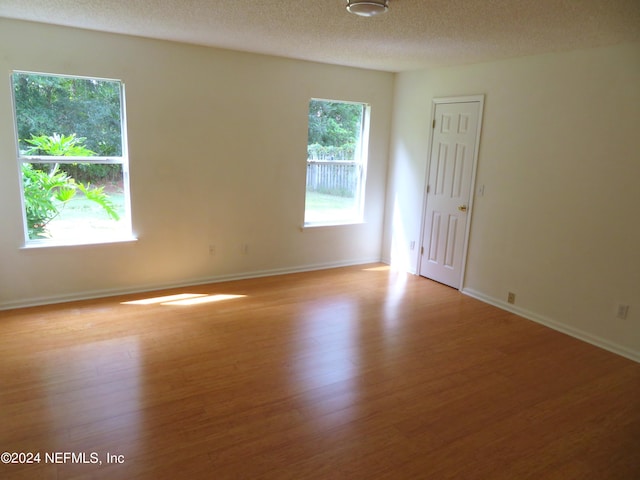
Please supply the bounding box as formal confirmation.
[457,205,468,212]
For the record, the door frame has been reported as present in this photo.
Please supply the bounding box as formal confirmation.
[417,95,485,289]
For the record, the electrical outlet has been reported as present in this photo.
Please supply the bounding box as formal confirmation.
[616,304,629,320]
[241,244,249,255]
[507,292,516,304]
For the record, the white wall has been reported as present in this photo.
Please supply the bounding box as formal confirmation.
[0,19,394,308]
[384,42,640,360]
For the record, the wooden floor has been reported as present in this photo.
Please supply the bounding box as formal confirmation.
[1,264,638,479]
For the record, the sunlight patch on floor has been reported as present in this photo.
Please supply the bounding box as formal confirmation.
[362,265,391,272]
[122,293,246,306]
[163,294,246,306]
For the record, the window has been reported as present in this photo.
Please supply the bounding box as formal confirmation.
[304,99,370,226]
[11,71,132,246]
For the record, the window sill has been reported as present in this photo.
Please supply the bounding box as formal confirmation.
[21,235,138,250]
[301,220,365,231]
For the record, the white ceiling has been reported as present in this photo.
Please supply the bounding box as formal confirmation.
[1,0,638,72]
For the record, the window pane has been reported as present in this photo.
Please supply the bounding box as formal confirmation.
[305,100,366,225]
[304,191,359,224]
[22,163,127,242]
[12,72,122,156]
[12,71,131,245]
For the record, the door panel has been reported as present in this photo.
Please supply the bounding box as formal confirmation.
[419,100,482,288]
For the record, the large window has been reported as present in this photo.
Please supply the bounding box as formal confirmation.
[11,71,132,246]
[304,99,370,226]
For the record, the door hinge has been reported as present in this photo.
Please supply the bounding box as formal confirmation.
[420,246,424,255]
[426,184,430,193]
[432,119,436,129]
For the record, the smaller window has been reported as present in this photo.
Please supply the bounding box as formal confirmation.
[304,99,370,226]
[12,71,133,246]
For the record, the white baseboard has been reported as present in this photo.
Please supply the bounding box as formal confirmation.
[0,257,381,311]
[462,288,640,364]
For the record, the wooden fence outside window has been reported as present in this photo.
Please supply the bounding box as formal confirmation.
[306,161,359,197]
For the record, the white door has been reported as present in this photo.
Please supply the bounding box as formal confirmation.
[419,98,483,289]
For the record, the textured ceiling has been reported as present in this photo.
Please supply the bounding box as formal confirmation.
[0,0,638,72]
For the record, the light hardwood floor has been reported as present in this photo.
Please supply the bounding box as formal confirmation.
[1,264,638,479]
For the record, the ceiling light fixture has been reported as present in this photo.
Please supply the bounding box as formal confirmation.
[346,0,389,17]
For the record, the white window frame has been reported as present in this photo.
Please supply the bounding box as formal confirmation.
[11,71,134,247]
[303,98,370,227]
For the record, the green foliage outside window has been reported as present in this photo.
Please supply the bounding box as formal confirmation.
[307,100,363,160]
[13,73,122,158]
[21,134,120,239]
